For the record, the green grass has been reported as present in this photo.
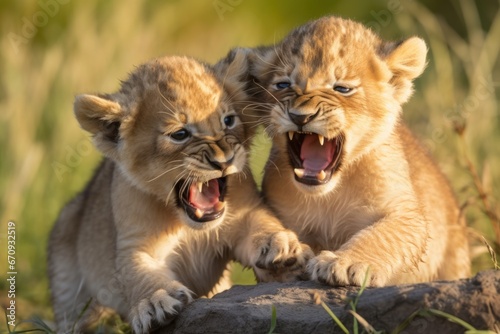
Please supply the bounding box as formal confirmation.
[391,308,498,334]
[313,269,374,334]
[1,0,499,331]
[268,305,277,334]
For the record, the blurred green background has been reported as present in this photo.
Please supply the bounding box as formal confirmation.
[1,0,499,329]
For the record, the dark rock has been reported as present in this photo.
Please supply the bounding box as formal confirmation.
[161,270,500,333]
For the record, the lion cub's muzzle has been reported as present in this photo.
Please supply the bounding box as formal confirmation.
[287,132,344,185]
[176,177,227,223]
[175,146,242,224]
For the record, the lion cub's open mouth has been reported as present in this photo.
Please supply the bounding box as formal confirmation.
[177,177,227,223]
[287,132,344,185]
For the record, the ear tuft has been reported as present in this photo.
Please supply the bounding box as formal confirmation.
[384,37,427,104]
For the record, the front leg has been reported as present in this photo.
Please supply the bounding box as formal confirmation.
[233,207,313,282]
[308,214,429,287]
[115,247,194,334]
[112,216,195,334]
[111,179,195,333]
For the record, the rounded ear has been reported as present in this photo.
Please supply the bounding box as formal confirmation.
[74,94,123,158]
[215,48,260,140]
[214,47,252,100]
[383,37,427,104]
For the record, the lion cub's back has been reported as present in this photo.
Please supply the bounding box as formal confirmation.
[398,124,461,227]
[48,160,117,292]
[398,124,470,279]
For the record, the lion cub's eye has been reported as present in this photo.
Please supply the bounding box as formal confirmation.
[333,85,353,94]
[223,115,237,129]
[275,82,291,90]
[170,128,191,142]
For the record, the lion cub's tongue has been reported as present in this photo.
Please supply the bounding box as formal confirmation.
[189,179,220,210]
[300,134,335,172]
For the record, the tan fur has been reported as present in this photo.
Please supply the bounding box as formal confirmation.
[48,56,310,333]
[234,16,470,287]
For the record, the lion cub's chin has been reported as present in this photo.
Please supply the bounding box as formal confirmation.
[180,211,227,231]
[292,172,341,196]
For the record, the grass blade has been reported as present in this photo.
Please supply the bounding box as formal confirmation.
[481,236,500,269]
[354,268,370,307]
[71,298,93,333]
[268,305,277,334]
[391,309,421,334]
[350,267,371,333]
[349,300,358,334]
[425,308,476,330]
[25,316,55,333]
[320,301,349,334]
[349,310,379,334]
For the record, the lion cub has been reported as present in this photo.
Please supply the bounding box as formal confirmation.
[48,56,309,333]
[241,16,470,287]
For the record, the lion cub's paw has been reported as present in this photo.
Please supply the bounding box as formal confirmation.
[130,285,193,333]
[254,230,313,282]
[308,250,390,287]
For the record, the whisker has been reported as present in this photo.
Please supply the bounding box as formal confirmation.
[166,170,188,205]
[254,49,282,70]
[173,170,193,206]
[271,43,288,70]
[266,156,281,177]
[156,84,177,116]
[147,163,185,182]
[252,81,285,112]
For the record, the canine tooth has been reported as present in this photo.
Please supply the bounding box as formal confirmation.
[195,208,204,219]
[294,168,305,178]
[288,131,294,141]
[318,134,325,146]
[197,182,203,193]
[317,170,326,181]
[214,201,225,211]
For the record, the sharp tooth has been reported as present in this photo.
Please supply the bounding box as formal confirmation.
[317,170,326,181]
[197,182,203,193]
[195,208,204,219]
[288,131,294,141]
[318,134,324,146]
[214,201,225,212]
[294,168,305,178]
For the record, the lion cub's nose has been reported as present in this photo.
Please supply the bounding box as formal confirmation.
[289,111,318,126]
[207,142,238,175]
[209,157,238,176]
[209,157,234,171]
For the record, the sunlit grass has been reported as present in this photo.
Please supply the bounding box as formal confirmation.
[0,0,498,330]
[400,0,500,264]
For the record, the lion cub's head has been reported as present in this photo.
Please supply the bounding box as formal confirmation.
[248,16,427,194]
[74,56,247,229]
